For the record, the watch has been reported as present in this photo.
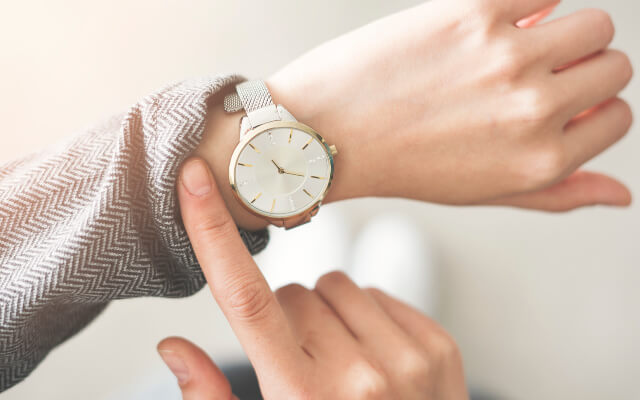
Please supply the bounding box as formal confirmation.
[223,80,338,229]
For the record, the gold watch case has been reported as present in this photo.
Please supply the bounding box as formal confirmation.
[228,120,336,229]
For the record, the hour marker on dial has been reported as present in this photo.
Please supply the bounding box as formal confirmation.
[248,143,260,153]
[251,192,262,204]
[238,162,253,167]
[288,129,293,144]
[310,175,327,180]
[303,189,313,198]
[302,138,313,150]
[270,199,276,212]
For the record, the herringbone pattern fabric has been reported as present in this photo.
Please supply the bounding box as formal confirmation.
[0,75,269,392]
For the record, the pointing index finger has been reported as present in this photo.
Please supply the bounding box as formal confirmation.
[177,157,301,370]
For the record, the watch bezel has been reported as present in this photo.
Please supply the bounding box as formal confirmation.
[228,120,335,221]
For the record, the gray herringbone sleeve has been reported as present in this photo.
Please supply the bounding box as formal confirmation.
[0,75,269,391]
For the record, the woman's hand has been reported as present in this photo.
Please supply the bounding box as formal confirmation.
[267,0,633,211]
[158,157,468,399]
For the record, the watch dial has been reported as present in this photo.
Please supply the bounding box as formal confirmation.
[233,127,332,218]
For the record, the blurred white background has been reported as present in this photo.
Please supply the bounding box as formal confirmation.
[1,0,638,399]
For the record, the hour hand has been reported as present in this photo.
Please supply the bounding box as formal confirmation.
[271,160,284,174]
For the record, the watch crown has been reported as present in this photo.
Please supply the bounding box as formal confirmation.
[329,145,338,156]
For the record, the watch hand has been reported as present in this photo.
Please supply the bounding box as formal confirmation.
[282,170,305,177]
[271,160,302,176]
[271,160,284,174]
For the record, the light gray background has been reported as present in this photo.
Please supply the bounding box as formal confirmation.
[1,1,638,399]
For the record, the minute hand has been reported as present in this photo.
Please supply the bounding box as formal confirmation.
[282,169,305,177]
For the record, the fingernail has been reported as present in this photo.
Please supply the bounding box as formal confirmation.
[158,350,190,384]
[181,158,212,197]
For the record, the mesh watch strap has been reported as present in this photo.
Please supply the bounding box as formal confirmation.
[223,80,280,128]
[236,81,274,112]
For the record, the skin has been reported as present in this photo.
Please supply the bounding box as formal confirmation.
[195,0,633,231]
[162,0,634,397]
[159,157,469,399]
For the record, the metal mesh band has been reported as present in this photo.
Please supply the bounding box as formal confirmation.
[232,80,274,113]
[224,80,280,128]
[223,92,243,113]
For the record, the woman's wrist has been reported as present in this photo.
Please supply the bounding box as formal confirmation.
[194,104,270,231]
[194,78,373,232]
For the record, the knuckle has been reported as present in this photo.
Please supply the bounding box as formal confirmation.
[431,331,462,362]
[493,46,527,80]
[316,270,351,291]
[469,0,507,26]
[522,144,568,188]
[346,359,389,400]
[488,36,535,81]
[275,283,309,302]
[396,349,432,385]
[515,87,558,123]
[224,277,273,322]
[364,287,385,298]
[471,5,499,28]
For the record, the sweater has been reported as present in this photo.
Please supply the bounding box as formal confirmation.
[0,75,269,391]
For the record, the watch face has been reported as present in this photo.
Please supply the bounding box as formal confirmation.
[231,124,333,219]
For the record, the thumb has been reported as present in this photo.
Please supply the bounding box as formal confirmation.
[157,336,238,400]
[489,170,632,212]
